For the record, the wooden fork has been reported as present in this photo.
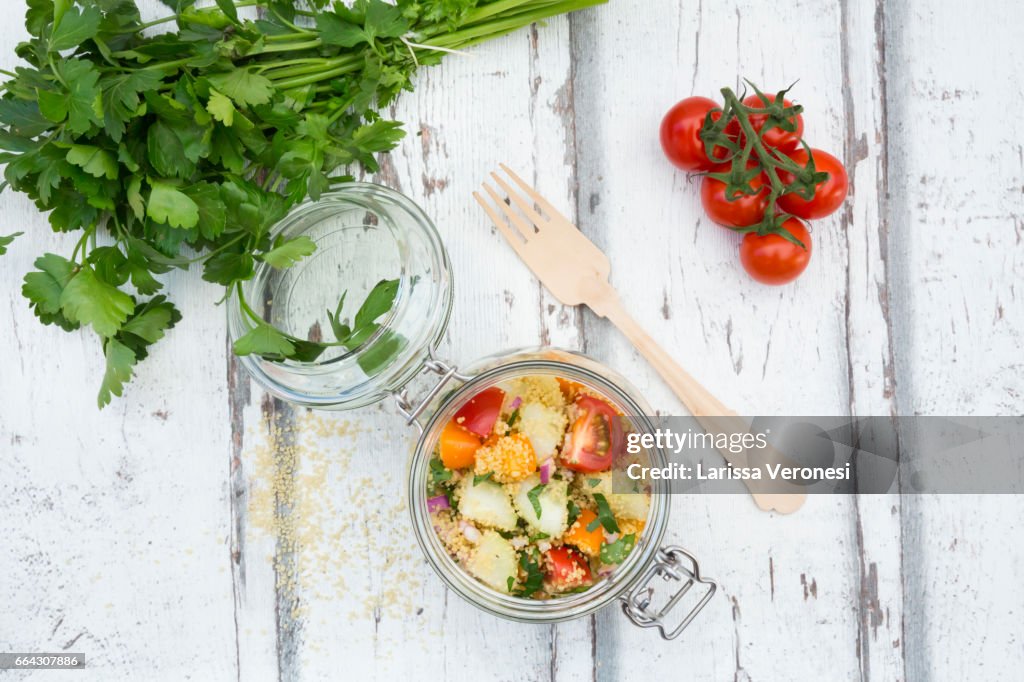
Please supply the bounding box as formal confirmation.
[474,164,805,514]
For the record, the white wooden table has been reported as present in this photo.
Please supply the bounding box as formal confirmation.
[2,1,1023,680]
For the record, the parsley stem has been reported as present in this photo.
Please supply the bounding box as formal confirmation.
[70,227,94,266]
[258,39,323,54]
[140,57,194,72]
[260,55,358,80]
[270,62,361,90]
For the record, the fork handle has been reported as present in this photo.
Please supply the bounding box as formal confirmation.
[594,292,806,514]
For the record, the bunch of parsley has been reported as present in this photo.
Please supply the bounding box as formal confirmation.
[0,0,605,407]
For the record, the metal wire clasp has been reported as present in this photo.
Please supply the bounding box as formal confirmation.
[620,546,717,640]
[392,349,474,433]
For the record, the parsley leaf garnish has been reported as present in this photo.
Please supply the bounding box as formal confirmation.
[512,549,545,598]
[566,500,581,527]
[599,533,636,564]
[473,472,494,486]
[527,484,545,519]
[587,493,620,534]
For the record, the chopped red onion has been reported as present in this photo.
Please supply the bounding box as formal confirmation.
[603,531,619,544]
[509,396,523,410]
[537,540,552,553]
[539,458,553,484]
[427,495,450,513]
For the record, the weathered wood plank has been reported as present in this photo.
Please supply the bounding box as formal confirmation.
[839,0,907,679]
[884,1,1024,679]
[227,15,585,681]
[0,1,238,679]
[570,1,869,679]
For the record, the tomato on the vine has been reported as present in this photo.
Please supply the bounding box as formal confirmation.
[742,94,804,152]
[700,164,769,227]
[660,97,731,171]
[739,219,812,285]
[777,148,849,219]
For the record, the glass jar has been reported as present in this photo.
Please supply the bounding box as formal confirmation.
[229,184,716,639]
[227,183,452,409]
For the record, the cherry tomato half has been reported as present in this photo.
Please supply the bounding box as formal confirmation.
[660,97,730,171]
[560,395,622,473]
[742,94,804,152]
[700,164,770,228]
[544,547,593,590]
[452,386,505,437]
[777,148,849,220]
[739,219,812,286]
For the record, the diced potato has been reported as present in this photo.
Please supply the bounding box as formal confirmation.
[513,474,569,539]
[582,471,650,521]
[459,478,518,531]
[517,402,567,461]
[466,530,517,592]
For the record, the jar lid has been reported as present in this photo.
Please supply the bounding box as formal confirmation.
[228,183,453,409]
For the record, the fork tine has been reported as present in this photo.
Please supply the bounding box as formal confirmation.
[473,191,529,257]
[498,164,571,223]
[481,182,536,240]
[489,172,548,229]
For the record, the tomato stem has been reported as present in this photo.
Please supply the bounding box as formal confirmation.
[712,86,814,248]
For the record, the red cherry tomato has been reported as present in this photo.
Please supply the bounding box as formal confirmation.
[660,97,730,171]
[700,164,770,228]
[560,395,622,473]
[739,219,812,286]
[452,386,505,437]
[777,149,849,220]
[544,547,593,590]
[742,94,804,151]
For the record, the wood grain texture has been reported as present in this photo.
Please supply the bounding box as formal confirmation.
[1,0,1022,680]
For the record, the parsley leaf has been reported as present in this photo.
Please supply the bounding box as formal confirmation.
[587,478,601,488]
[22,253,79,330]
[101,70,163,142]
[147,181,200,229]
[353,278,399,331]
[527,484,545,519]
[232,323,296,359]
[207,69,274,107]
[566,499,581,527]
[54,59,102,135]
[325,292,350,341]
[206,88,236,126]
[260,235,317,269]
[316,14,366,48]
[599,533,636,565]
[97,338,136,407]
[587,493,620,535]
[50,4,102,52]
[66,145,118,180]
[512,549,545,598]
[59,266,135,338]
[0,232,22,256]
[473,472,494,486]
